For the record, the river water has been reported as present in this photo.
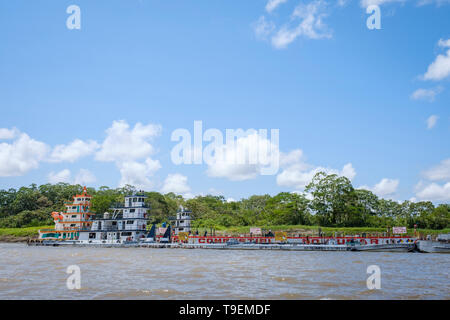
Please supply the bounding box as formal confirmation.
[0,243,448,300]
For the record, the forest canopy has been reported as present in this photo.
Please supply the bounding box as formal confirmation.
[0,172,448,230]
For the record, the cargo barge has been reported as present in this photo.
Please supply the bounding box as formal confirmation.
[31,186,419,252]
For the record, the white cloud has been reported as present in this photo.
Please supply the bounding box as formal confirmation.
[422,49,450,81]
[266,0,288,13]
[415,159,450,201]
[337,0,350,6]
[341,163,357,180]
[410,87,443,102]
[417,0,450,6]
[95,120,161,162]
[372,178,399,196]
[0,128,19,140]
[161,173,192,198]
[360,0,405,7]
[360,178,399,197]
[426,115,439,129]
[47,168,96,185]
[48,169,72,184]
[415,181,450,201]
[253,16,275,40]
[118,158,161,190]
[74,169,96,185]
[0,131,49,177]
[49,139,99,163]
[205,132,279,181]
[95,120,162,188]
[271,0,332,49]
[438,38,450,48]
[276,149,356,190]
[422,158,450,181]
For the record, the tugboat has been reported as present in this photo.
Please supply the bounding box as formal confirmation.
[78,193,149,244]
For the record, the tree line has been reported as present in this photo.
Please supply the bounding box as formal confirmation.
[0,172,448,230]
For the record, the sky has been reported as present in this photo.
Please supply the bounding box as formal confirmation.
[0,0,449,203]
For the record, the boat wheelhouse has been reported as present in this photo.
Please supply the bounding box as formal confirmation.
[38,187,94,240]
[78,193,149,243]
[169,206,193,235]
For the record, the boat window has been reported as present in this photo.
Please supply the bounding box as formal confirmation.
[130,209,135,213]
[127,220,134,224]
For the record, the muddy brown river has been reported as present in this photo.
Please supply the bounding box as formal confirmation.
[0,243,448,299]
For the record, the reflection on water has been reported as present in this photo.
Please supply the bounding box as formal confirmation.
[0,243,448,300]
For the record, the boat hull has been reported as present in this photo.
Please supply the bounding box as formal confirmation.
[416,240,450,253]
[350,244,415,252]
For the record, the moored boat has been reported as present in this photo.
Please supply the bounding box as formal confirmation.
[416,234,450,253]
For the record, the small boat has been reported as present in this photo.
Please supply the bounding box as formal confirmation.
[416,234,450,253]
[350,243,415,252]
[347,239,415,252]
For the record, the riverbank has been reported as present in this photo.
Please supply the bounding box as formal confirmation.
[0,225,51,242]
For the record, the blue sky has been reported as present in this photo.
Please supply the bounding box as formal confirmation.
[0,0,449,202]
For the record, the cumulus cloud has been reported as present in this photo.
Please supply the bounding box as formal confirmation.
[276,149,356,190]
[74,169,97,185]
[0,130,49,177]
[47,168,96,185]
[161,173,192,198]
[372,178,399,196]
[205,132,279,181]
[426,115,439,129]
[422,158,450,181]
[95,120,162,188]
[49,139,99,163]
[0,128,19,140]
[438,38,450,47]
[118,159,161,189]
[48,169,72,184]
[96,120,161,162]
[415,181,450,201]
[271,0,332,49]
[410,87,443,102]
[422,48,450,81]
[266,0,288,13]
[360,178,399,197]
[414,159,450,201]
